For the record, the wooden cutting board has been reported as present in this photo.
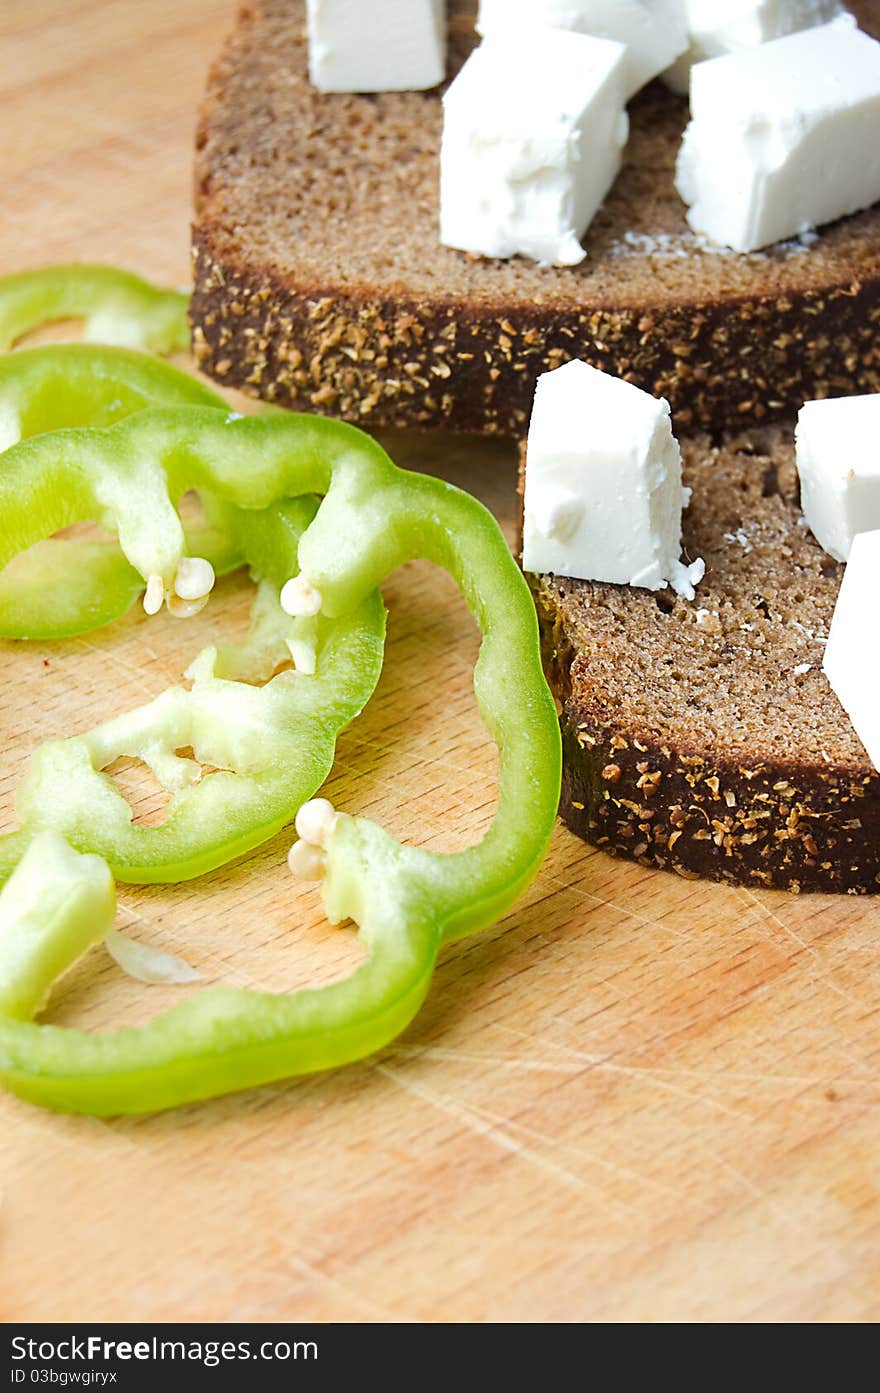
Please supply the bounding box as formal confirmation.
[2,0,879,1324]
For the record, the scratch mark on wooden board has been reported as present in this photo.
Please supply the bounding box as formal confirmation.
[496,1024,752,1121]
[738,888,871,1013]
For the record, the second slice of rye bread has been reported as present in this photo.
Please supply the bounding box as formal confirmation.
[530,429,880,895]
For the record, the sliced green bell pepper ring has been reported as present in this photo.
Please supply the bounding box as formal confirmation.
[0,343,223,450]
[0,265,190,354]
[0,831,115,1023]
[0,496,386,885]
[0,407,560,1114]
[0,343,238,639]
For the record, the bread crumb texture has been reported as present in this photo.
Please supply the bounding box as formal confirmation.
[192,0,880,434]
[532,429,880,893]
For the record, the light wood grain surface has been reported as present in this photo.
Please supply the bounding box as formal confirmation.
[2,0,880,1325]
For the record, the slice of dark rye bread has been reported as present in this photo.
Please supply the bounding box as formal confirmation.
[192,0,880,437]
[529,428,880,895]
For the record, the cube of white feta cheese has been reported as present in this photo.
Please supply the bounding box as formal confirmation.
[795,394,880,562]
[306,0,446,93]
[476,0,688,100]
[675,18,880,252]
[664,0,845,94]
[823,528,880,769]
[522,360,705,597]
[440,31,628,266]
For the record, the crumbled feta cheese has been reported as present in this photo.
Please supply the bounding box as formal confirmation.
[664,0,845,93]
[724,528,754,554]
[476,0,688,99]
[440,29,629,266]
[675,18,880,252]
[823,529,880,769]
[522,360,704,598]
[306,0,446,93]
[795,393,880,562]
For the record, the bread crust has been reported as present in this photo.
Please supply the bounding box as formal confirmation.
[192,0,880,436]
[535,582,880,895]
[191,234,880,435]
